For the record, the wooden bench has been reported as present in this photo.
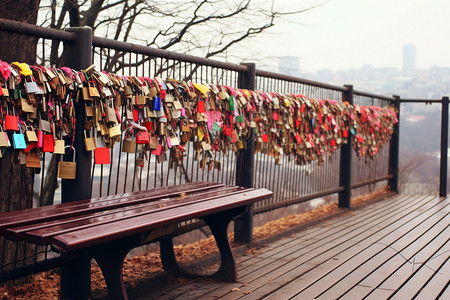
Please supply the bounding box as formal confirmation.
[0,181,272,300]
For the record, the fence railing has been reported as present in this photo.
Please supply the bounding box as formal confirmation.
[0,18,408,282]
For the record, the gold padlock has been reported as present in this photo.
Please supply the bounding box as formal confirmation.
[58,146,77,179]
[122,130,136,153]
[21,98,35,113]
[100,124,109,136]
[84,131,96,151]
[109,124,122,138]
[25,127,38,143]
[54,139,65,154]
[235,140,244,150]
[106,102,117,123]
[82,86,93,101]
[85,104,95,117]
[25,152,41,169]
[135,95,147,105]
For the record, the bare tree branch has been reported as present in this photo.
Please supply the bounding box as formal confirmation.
[36,0,319,71]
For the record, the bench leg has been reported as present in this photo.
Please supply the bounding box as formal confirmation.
[160,206,247,283]
[91,235,141,300]
[202,205,246,282]
[60,252,91,300]
[160,238,186,274]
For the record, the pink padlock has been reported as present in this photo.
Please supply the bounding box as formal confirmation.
[37,130,44,148]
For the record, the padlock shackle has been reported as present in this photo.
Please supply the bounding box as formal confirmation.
[62,145,76,163]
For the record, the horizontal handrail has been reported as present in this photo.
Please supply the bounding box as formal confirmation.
[353,90,396,102]
[351,175,393,190]
[399,98,443,103]
[255,69,347,92]
[92,36,248,72]
[254,187,345,214]
[0,18,76,42]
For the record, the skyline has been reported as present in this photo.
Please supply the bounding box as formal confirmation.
[253,0,450,73]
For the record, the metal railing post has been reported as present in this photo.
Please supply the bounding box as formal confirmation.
[234,63,256,244]
[60,26,92,300]
[339,85,353,208]
[388,96,400,193]
[440,96,449,196]
[61,27,93,204]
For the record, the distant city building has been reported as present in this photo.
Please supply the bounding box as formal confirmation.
[279,56,301,77]
[403,45,416,71]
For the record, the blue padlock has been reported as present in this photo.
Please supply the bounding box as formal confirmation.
[154,96,161,111]
[12,124,26,150]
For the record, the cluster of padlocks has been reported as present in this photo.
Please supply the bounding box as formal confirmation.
[0,60,398,178]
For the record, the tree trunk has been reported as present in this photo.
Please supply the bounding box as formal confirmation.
[0,151,36,284]
[0,0,41,64]
[0,0,41,283]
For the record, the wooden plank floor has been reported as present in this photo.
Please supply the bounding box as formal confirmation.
[143,195,449,300]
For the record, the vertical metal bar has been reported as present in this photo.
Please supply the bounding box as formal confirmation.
[234,65,256,244]
[339,84,353,208]
[60,26,93,300]
[388,96,401,194]
[61,27,92,203]
[440,96,449,196]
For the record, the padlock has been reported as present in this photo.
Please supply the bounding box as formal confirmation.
[84,131,96,151]
[21,97,35,113]
[12,125,26,150]
[135,95,147,105]
[5,113,19,131]
[149,132,158,149]
[169,133,180,147]
[88,81,100,98]
[25,126,38,143]
[95,147,110,165]
[25,151,41,169]
[0,80,9,97]
[82,86,93,101]
[54,139,65,154]
[235,140,244,150]
[57,146,77,179]
[43,134,55,152]
[109,124,121,138]
[154,96,161,111]
[38,118,52,133]
[181,119,190,132]
[85,104,95,117]
[99,123,109,136]
[24,75,40,94]
[157,152,167,163]
[122,129,136,153]
[123,84,133,98]
[105,100,117,123]
[0,126,9,148]
[136,130,150,144]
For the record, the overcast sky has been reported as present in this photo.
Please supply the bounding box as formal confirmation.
[254,0,450,72]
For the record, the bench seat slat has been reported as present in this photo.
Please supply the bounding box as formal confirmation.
[51,188,272,252]
[6,186,240,242]
[20,187,245,245]
[0,182,224,234]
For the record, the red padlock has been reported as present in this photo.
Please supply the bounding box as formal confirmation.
[5,115,19,131]
[43,134,55,152]
[95,147,110,165]
[136,130,150,144]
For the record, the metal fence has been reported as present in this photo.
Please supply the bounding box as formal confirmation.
[0,19,402,282]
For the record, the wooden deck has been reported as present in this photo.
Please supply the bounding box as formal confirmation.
[141,194,449,299]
